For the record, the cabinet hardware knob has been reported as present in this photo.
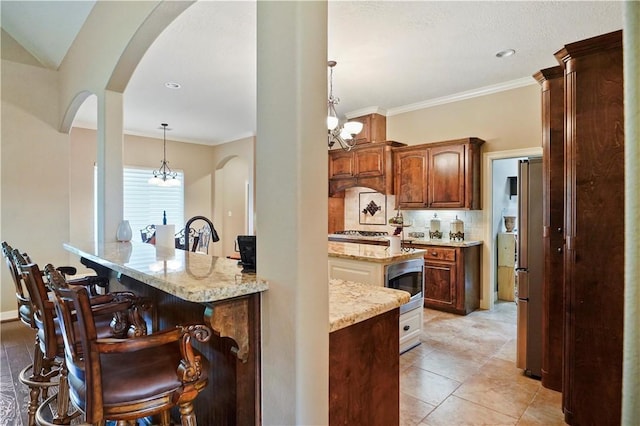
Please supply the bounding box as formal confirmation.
[431,252,438,256]
[557,227,563,233]
[403,325,410,331]
[557,247,562,253]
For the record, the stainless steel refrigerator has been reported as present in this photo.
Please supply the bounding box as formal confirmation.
[515,157,543,378]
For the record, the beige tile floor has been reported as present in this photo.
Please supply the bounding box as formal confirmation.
[400,301,565,426]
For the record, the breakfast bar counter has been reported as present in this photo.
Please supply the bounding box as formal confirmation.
[64,241,266,425]
[63,241,268,302]
[64,241,410,425]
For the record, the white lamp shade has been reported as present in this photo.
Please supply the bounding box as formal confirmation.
[327,115,339,130]
[340,128,353,140]
[343,120,363,135]
[148,176,162,185]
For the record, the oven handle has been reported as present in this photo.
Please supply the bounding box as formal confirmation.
[385,258,424,282]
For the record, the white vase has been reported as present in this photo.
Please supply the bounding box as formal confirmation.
[116,220,133,242]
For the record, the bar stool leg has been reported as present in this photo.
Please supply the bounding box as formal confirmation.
[53,360,70,424]
[158,410,171,426]
[179,402,197,426]
[24,368,40,426]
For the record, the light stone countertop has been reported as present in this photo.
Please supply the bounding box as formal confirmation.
[65,241,409,332]
[328,241,425,263]
[329,279,410,332]
[64,241,268,303]
[328,234,483,248]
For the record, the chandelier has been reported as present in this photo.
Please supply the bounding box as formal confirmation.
[327,60,363,151]
[148,123,180,187]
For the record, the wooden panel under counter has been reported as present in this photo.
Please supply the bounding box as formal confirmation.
[329,279,409,426]
[330,308,399,426]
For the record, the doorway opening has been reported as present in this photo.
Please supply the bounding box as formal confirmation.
[481,147,542,311]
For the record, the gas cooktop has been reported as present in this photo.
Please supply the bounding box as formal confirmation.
[333,230,389,237]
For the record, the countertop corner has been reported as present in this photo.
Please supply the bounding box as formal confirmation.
[329,279,410,332]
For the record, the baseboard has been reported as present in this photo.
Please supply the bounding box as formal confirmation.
[0,310,18,322]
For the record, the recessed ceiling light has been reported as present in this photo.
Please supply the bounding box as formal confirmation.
[495,49,516,58]
[164,81,181,89]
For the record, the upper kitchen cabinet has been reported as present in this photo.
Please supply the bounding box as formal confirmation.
[394,148,429,208]
[393,137,485,210]
[329,141,406,196]
[350,113,387,144]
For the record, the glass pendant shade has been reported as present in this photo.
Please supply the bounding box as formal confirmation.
[339,128,352,140]
[327,115,339,130]
[343,121,363,136]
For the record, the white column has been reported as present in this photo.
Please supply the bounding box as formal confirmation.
[96,89,124,242]
[256,2,329,425]
[623,1,640,422]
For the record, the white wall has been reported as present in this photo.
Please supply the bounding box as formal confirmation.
[1,59,70,316]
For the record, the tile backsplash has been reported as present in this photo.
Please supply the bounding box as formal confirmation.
[343,187,483,241]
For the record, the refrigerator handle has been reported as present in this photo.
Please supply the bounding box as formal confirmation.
[517,269,529,300]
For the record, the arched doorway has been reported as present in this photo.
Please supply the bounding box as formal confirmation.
[213,156,249,258]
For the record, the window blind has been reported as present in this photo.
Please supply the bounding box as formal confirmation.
[123,166,185,242]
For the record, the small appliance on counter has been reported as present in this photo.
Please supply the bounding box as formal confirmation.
[236,235,256,273]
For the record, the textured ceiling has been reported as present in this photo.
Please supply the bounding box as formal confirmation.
[1,1,624,145]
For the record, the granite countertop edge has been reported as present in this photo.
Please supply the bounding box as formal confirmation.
[64,242,269,303]
[328,234,483,248]
[329,279,410,333]
[328,241,425,263]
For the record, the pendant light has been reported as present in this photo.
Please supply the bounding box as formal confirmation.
[148,123,180,187]
[327,61,363,151]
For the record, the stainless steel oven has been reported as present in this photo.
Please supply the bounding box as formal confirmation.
[385,258,424,314]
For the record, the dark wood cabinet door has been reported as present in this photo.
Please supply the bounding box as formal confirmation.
[423,260,456,310]
[394,148,428,208]
[428,144,465,208]
[329,150,354,179]
[354,145,385,177]
[352,113,386,144]
[555,30,624,426]
[534,66,565,393]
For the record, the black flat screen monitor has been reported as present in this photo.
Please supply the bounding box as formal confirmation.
[237,235,256,273]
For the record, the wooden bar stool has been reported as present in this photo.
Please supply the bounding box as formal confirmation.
[13,252,147,425]
[43,265,211,426]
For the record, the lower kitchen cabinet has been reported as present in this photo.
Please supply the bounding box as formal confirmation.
[327,257,384,287]
[420,245,480,315]
[399,305,422,353]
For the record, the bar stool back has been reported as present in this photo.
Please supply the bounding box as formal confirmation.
[46,265,211,426]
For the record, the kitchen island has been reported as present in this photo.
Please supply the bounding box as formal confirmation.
[329,235,484,315]
[328,242,426,353]
[65,241,409,425]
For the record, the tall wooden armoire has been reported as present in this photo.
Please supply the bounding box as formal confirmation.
[533,66,564,393]
[555,30,624,425]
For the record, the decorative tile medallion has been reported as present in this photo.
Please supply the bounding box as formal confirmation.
[359,192,386,225]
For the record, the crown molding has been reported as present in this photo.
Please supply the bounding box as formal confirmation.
[345,106,388,119]
[385,77,537,116]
